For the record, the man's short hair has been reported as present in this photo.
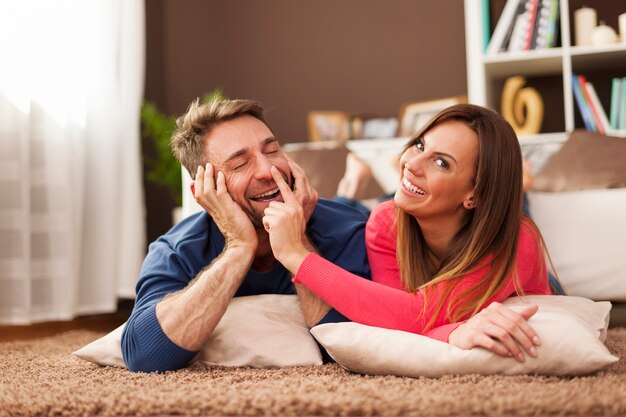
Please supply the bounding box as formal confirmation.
[171,98,268,178]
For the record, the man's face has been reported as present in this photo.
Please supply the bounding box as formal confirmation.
[203,115,291,229]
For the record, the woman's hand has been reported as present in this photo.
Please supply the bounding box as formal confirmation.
[194,163,258,252]
[448,302,542,363]
[263,165,311,273]
[285,155,319,221]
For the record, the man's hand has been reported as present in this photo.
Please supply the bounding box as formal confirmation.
[285,155,319,221]
[448,302,542,362]
[194,163,257,251]
[263,165,311,273]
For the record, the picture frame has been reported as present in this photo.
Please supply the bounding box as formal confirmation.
[307,111,352,142]
[397,95,467,137]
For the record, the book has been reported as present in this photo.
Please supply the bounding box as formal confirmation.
[620,77,626,130]
[532,0,552,49]
[609,78,622,130]
[571,74,596,132]
[578,75,604,134]
[585,82,610,134]
[508,13,528,52]
[545,0,560,48]
[482,0,491,52]
[487,0,525,55]
[500,1,527,52]
[508,0,543,52]
[522,0,540,50]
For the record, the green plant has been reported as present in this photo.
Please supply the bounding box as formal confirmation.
[141,89,226,206]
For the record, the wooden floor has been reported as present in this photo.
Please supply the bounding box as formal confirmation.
[610,303,626,327]
[0,304,131,342]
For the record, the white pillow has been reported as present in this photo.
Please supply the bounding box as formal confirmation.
[311,295,618,377]
[73,294,323,368]
[528,189,626,301]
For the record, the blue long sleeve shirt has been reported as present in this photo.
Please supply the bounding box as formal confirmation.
[121,199,370,372]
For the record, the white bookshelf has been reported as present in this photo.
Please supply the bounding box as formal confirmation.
[464,0,626,144]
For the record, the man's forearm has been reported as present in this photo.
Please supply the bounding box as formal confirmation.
[155,245,254,351]
[294,236,331,327]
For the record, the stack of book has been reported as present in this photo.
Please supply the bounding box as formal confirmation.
[486,0,560,55]
[572,75,626,134]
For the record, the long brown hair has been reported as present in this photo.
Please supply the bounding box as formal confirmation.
[395,104,542,330]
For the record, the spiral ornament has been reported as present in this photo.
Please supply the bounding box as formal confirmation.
[501,76,544,136]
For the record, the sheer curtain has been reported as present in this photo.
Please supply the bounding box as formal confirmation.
[0,0,146,324]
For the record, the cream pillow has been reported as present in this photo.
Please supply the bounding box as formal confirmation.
[528,189,626,301]
[532,130,626,192]
[311,296,618,377]
[73,294,323,368]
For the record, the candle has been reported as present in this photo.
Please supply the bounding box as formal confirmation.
[591,23,618,46]
[574,7,597,46]
[619,12,626,43]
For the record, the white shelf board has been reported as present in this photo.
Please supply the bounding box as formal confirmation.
[483,49,564,79]
[570,43,626,56]
[570,44,626,72]
[483,47,564,63]
[606,129,626,138]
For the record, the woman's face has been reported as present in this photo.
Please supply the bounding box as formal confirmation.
[394,120,479,222]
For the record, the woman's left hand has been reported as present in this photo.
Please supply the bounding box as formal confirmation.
[263,165,311,273]
[448,302,541,362]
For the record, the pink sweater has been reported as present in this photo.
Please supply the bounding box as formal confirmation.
[294,200,550,342]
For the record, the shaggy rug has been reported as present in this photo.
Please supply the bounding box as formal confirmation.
[1,329,626,417]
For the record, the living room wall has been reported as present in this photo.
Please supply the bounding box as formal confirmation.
[143,0,468,242]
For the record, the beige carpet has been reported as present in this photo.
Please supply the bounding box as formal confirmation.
[1,329,625,417]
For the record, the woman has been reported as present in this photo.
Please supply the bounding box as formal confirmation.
[263,104,554,363]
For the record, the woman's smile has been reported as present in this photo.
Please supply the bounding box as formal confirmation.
[401,176,427,196]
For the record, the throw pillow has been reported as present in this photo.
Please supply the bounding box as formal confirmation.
[532,130,626,192]
[284,143,384,199]
[73,294,323,368]
[311,295,618,377]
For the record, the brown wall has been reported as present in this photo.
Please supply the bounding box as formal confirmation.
[144,0,469,241]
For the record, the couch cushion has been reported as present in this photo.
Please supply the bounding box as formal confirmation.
[285,143,384,199]
[528,188,626,301]
[533,130,626,192]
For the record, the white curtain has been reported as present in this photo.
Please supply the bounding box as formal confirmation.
[0,0,146,324]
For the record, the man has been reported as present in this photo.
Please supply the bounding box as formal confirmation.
[121,98,369,372]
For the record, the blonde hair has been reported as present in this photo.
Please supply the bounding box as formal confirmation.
[395,104,547,330]
[171,98,268,179]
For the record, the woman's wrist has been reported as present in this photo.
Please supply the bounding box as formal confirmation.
[279,246,311,275]
[447,324,463,347]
